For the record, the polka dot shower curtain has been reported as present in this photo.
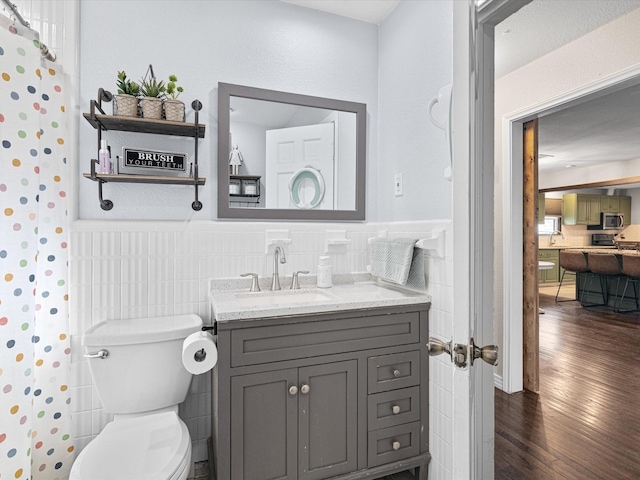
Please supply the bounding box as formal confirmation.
[0,14,74,480]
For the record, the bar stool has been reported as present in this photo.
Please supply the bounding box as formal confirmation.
[617,254,640,313]
[584,253,623,309]
[555,251,589,304]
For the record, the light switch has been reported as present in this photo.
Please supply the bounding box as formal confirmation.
[394,173,403,196]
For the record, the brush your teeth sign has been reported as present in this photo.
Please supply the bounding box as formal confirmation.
[120,147,188,176]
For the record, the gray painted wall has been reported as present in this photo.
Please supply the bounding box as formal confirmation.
[377,0,453,222]
[78,0,452,222]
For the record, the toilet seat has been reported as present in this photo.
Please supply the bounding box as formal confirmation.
[70,411,191,480]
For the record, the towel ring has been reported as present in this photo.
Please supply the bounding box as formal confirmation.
[289,166,325,209]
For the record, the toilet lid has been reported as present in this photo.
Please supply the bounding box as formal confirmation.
[71,412,190,480]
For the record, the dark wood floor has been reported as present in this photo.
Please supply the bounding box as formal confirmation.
[495,291,640,479]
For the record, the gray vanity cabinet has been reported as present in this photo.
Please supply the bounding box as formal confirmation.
[230,361,358,480]
[212,303,431,480]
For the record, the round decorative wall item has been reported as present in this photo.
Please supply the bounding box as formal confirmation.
[289,166,325,209]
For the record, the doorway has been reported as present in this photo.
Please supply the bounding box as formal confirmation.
[501,66,640,393]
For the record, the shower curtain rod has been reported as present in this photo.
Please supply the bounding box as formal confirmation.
[1,0,56,62]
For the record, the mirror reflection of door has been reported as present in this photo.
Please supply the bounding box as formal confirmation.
[265,122,335,209]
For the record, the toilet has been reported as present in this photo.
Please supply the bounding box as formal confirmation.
[70,314,203,480]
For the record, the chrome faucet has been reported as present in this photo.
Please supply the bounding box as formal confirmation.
[270,245,287,290]
[549,230,564,246]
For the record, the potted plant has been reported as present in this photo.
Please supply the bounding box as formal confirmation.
[139,76,165,119]
[113,71,139,117]
[164,75,185,122]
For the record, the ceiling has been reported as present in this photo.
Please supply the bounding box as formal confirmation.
[495,0,640,78]
[497,1,640,176]
[281,0,399,24]
[281,0,640,178]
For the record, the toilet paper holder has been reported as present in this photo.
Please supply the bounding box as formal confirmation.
[202,324,216,334]
[194,324,216,361]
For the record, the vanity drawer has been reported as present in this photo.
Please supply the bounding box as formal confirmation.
[230,311,420,367]
[367,422,420,467]
[368,386,420,431]
[367,351,420,394]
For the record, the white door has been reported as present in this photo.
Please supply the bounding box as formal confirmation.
[265,123,335,209]
[449,1,520,478]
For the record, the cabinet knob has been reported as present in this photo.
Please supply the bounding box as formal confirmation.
[392,441,401,451]
[393,369,401,378]
[392,405,401,415]
[300,384,310,395]
[289,385,298,396]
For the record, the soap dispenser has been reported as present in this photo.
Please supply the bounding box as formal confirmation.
[317,255,332,288]
[98,139,112,174]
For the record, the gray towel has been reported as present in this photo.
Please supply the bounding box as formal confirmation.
[369,238,425,289]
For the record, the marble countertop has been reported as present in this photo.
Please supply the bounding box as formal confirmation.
[209,274,431,322]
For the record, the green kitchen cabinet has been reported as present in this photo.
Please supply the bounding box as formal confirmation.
[619,196,632,225]
[538,249,560,283]
[538,193,545,224]
[562,194,601,226]
[600,195,620,213]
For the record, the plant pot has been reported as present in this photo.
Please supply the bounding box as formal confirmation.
[113,94,138,117]
[164,99,185,122]
[140,97,163,120]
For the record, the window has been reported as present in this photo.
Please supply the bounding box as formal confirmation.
[538,216,561,235]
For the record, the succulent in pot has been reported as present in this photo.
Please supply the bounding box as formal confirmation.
[113,71,139,117]
[139,77,166,120]
[164,75,185,122]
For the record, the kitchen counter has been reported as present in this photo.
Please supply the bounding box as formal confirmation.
[210,274,431,322]
[564,247,640,255]
[538,245,617,250]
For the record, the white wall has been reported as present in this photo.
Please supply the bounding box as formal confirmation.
[494,7,640,386]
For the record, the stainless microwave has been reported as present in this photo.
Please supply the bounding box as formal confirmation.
[601,212,624,230]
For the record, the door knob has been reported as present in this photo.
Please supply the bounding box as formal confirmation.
[470,338,499,366]
[427,337,453,361]
[428,337,498,368]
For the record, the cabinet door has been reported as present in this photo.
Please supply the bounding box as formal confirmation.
[576,194,590,224]
[298,360,358,480]
[562,194,578,225]
[231,368,299,480]
[538,193,545,224]
[601,195,620,213]
[620,196,632,224]
[587,195,602,224]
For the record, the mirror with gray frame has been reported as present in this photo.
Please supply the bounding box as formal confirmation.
[217,82,366,220]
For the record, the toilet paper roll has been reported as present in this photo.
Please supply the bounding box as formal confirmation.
[182,331,218,375]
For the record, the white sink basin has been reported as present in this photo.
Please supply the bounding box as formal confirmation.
[234,289,336,307]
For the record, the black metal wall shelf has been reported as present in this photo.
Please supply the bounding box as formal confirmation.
[83,88,206,211]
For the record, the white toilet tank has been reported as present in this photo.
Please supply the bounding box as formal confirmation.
[82,314,203,415]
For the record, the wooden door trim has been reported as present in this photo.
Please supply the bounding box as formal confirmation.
[522,120,539,393]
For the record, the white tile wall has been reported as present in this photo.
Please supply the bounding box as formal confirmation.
[68,219,454,476]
